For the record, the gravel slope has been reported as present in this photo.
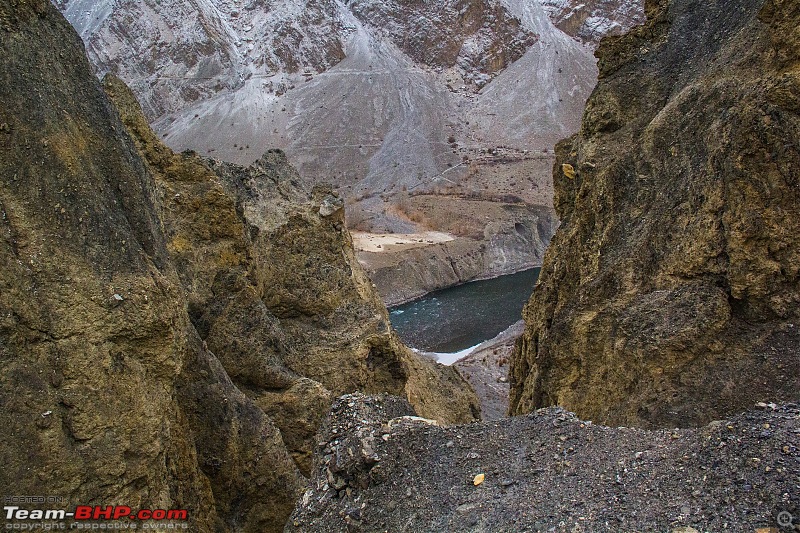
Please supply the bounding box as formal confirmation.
[290,395,799,532]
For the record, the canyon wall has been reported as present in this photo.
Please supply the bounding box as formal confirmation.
[510,0,800,427]
[0,3,477,531]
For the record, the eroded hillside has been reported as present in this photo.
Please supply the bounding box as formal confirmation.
[53,0,645,301]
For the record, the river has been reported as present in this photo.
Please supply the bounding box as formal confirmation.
[388,267,540,354]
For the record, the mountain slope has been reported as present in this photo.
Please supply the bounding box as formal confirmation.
[53,0,636,202]
[52,0,346,119]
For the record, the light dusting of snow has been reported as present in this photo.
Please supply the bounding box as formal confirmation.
[54,0,642,221]
[541,0,645,46]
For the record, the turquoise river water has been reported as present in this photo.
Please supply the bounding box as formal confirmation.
[388,267,540,354]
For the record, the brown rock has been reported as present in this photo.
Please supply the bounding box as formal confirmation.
[0,2,302,531]
[104,73,480,479]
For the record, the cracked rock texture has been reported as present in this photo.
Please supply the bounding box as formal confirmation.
[0,3,477,531]
[510,0,800,428]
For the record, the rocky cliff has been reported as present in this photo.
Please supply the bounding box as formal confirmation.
[510,0,800,427]
[359,201,558,305]
[0,2,477,531]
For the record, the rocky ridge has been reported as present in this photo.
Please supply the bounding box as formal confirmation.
[510,0,800,428]
[52,0,347,120]
[290,394,799,532]
[0,2,477,531]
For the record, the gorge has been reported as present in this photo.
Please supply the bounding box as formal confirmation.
[1,0,798,531]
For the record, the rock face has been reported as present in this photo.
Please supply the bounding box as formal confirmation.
[510,0,800,427]
[0,3,303,530]
[105,76,479,455]
[291,394,800,531]
[0,3,478,531]
[347,0,536,87]
[52,0,346,119]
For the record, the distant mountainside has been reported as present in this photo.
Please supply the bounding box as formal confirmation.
[54,0,643,205]
[541,0,645,45]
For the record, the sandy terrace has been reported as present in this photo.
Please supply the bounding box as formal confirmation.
[351,231,455,253]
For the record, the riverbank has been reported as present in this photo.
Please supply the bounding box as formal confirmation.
[355,202,557,306]
[453,320,524,420]
[414,320,524,420]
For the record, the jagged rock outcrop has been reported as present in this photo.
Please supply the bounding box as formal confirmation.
[290,394,800,531]
[0,2,478,531]
[347,0,536,87]
[510,0,800,427]
[0,2,303,531]
[105,75,479,473]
